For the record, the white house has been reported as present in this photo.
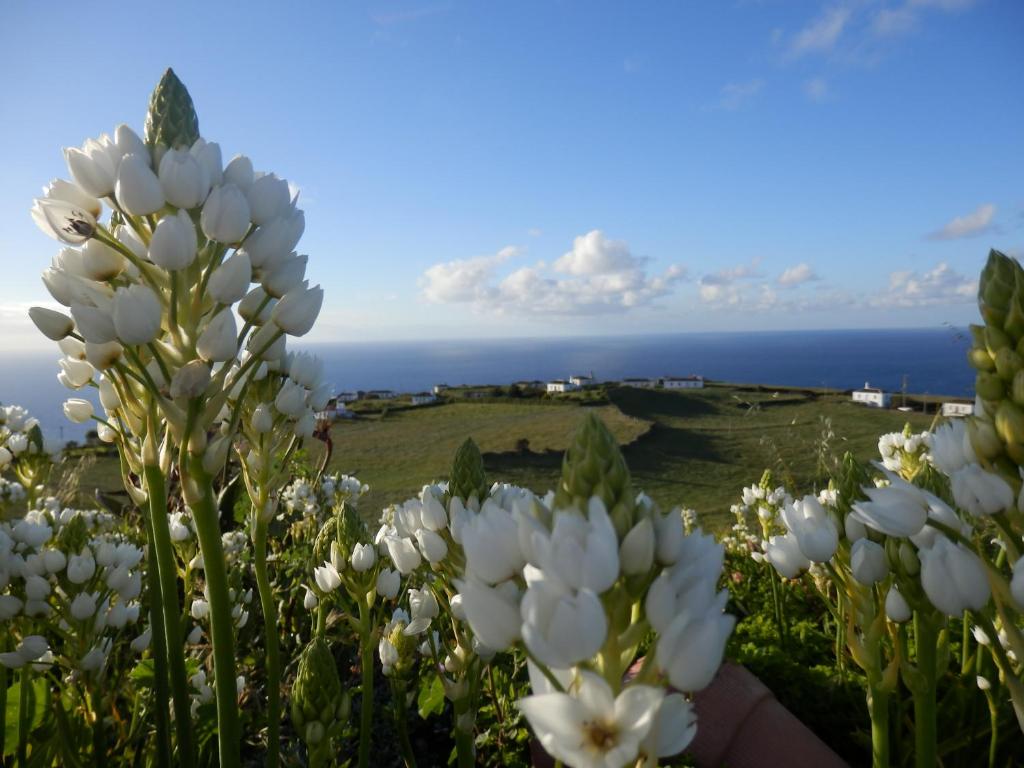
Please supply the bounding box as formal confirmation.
[621,377,658,389]
[411,393,437,406]
[335,391,359,403]
[547,380,579,393]
[432,384,448,396]
[941,401,974,418]
[852,383,892,408]
[662,376,704,390]
[569,374,595,387]
[317,400,352,421]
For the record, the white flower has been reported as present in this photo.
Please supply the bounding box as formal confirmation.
[654,509,685,565]
[385,536,422,575]
[462,499,526,585]
[1011,555,1024,610]
[419,492,448,531]
[224,155,254,189]
[64,135,118,197]
[112,284,162,345]
[521,573,607,669]
[190,599,210,620]
[949,464,1014,517]
[190,139,223,185]
[376,568,401,599]
[158,147,210,209]
[919,536,990,616]
[63,398,94,424]
[271,283,323,337]
[246,173,291,225]
[885,585,912,623]
[314,562,342,593]
[59,356,95,388]
[415,529,448,564]
[850,478,929,538]
[42,178,101,218]
[85,341,122,371]
[196,309,238,362]
[149,209,198,270]
[350,543,376,572]
[244,209,304,268]
[29,307,74,341]
[850,539,889,585]
[641,694,698,760]
[781,495,838,563]
[0,596,22,621]
[67,548,96,584]
[379,636,399,674]
[31,197,97,244]
[207,251,252,305]
[17,636,50,664]
[71,304,117,344]
[407,587,439,635]
[169,360,211,399]
[456,577,522,651]
[619,518,655,575]
[531,497,619,593]
[927,420,976,476]
[115,153,165,215]
[201,183,251,243]
[518,671,663,768]
[764,533,809,579]
[70,592,98,621]
[131,628,152,653]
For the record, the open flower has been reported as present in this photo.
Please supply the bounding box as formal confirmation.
[518,671,663,768]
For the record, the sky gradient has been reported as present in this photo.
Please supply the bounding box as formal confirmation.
[2,0,1022,348]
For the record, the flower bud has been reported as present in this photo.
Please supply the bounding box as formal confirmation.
[620,517,655,575]
[850,539,888,585]
[169,360,212,399]
[350,543,376,572]
[64,135,118,197]
[63,398,94,424]
[247,173,291,225]
[208,251,252,305]
[115,153,165,215]
[885,585,911,622]
[239,286,274,324]
[29,307,74,340]
[149,209,198,270]
[295,409,316,439]
[376,568,401,599]
[245,209,305,268]
[85,341,123,370]
[196,309,238,362]
[112,285,162,345]
[201,183,251,244]
[263,253,308,298]
[158,147,210,209]
[224,155,254,190]
[272,284,323,337]
[190,139,223,186]
[81,239,124,281]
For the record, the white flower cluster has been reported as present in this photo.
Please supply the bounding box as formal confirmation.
[281,472,367,523]
[728,479,792,561]
[0,506,148,675]
[376,479,733,766]
[878,430,928,473]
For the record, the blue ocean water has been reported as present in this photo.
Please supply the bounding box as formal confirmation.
[1,328,974,441]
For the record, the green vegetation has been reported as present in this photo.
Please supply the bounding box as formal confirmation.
[77,384,933,525]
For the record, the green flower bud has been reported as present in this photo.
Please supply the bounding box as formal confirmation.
[898,542,920,576]
[312,515,339,568]
[976,372,1005,402]
[554,412,635,536]
[995,400,1024,446]
[144,68,200,151]
[56,513,89,554]
[995,347,1023,382]
[448,437,488,503]
[985,324,1013,357]
[1011,371,1024,406]
[290,637,344,747]
[979,249,1018,328]
[335,500,369,563]
[967,347,996,373]
[966,418,1003,460]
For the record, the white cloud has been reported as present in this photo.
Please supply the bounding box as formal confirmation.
[778,263,819,287]
[699,260,762,287]
[927,203,996,240]
[420,231,686,315]
[872,7,918,36]
[804,77,830,102]
[872,262,977,307]
[420,246,519,303]
[789,7,852,58]
[708,80,764,111]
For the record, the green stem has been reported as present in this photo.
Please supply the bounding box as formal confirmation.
[357,600,375,768]
[143,464,195,768]
[390,679,417,768]
[986,692,999,768]
[0,635,8,760]
[18,666,30,766]
[144,517,173,768]
[866,679,890,768]
[90,685,104,767]
[453,694,475,768]
[253,519,281,768]
[186,458,241,768]
[912,613,938,768]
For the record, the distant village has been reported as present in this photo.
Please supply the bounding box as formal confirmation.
[315,375,976,422]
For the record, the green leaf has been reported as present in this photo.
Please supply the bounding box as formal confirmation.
[3,677,49,757]
[129,659,155,689]
[417,674,445,719]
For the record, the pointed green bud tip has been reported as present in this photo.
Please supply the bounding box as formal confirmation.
[144,68,200,150]
[554,412,633,520]
[448,437,488,502]
[290,636,343,743]
[311,516,339,568]
[757,469,774,490]
[335,500,369,559]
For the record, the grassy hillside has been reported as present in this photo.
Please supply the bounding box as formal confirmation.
[73,385,935,528]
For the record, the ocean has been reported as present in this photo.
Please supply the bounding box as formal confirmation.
[1,327,974,441]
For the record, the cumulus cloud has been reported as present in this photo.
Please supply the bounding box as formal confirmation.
[927,203,996,241]
[872,262,977,307]
[788,7,852,57]
[873,0,977,37]
[708,80,764,111]
[420,231,686,316]
[778,263,819,287]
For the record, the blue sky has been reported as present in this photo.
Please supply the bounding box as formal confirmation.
[2,0,1022,348]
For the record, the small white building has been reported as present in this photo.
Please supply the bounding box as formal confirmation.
[663,376,704,390]
[941,401,974,418]
[335,391,359,403]
[411,393,437,406]
[317,400,352,421]
[547,380,579,394]
[569,374,595,387]
[852,383,892,408]
[621,377,658,389]
[432,384,448,396]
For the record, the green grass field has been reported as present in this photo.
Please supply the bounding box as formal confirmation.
[74,385,934,529]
